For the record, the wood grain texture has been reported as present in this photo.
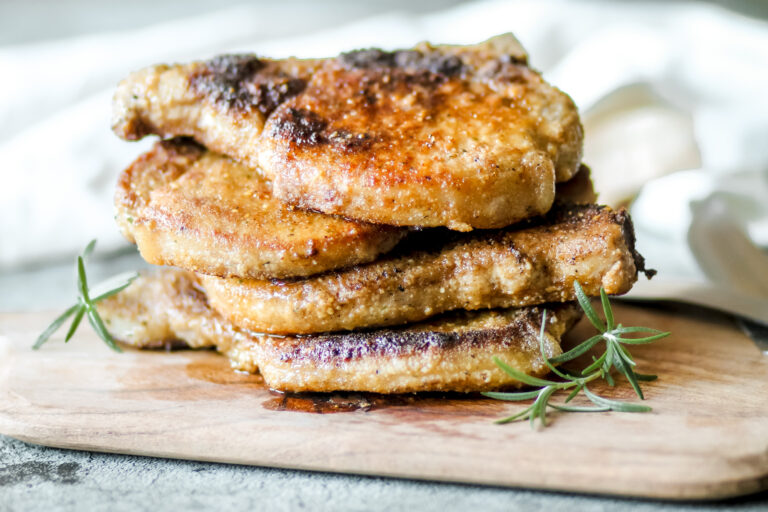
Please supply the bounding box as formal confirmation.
[0,303,766,500]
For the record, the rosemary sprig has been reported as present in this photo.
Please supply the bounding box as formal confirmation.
[33,240,138,352]
[483,281,670,428]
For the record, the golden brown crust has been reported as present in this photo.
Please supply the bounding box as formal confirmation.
[97,267,222,350]
[199,204,643,335]
[98,268,581,393]
[236,303,580,393]
[115,139,407,279]
[112,34,583,230]
[260,38,581,230]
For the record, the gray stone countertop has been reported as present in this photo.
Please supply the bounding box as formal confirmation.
[1,250,767,511]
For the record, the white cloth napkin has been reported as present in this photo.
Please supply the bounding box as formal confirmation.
[3,0,767,288]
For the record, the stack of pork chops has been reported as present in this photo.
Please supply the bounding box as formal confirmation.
[99,34,650,393]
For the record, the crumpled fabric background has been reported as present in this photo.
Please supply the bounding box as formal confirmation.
[2,0,767,290]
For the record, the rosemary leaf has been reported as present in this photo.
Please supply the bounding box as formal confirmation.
[600,288,614,331]
[603,344,615,374]
[534,386,558,428]
[574,281,605,331]
[581,352,608,375]
[548,403,609,413]
[564,385,583,403]
[33,304,79,350]
[613,353,643,399]
[34,239,135,352]
[583,387,651,413]
[91,274,138,303]
[76,256,90,303]
[616,333,670,344]
[82,239,97,259]
[482,390,542,401]
[495,405,535,424]
[548,334,603,364]
[64,307,86,342]
[492,357,560,387]
[615,342,637,366]
[87,308,122,353]
[614,326,667,334]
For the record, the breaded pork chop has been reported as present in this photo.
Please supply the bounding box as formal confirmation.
[259,35,582,230]
[98,269,581,393]
[116,138,406,279]
[117,140,592,280]
[113,34,583,230]
[199,204,647,335]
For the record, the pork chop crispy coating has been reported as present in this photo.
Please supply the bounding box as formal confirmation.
[113,34,582,230]
[199,204,647,335]
[116,138,406,279]
[97,269,581,393]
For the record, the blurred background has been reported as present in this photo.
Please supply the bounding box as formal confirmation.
[1,0,767,312]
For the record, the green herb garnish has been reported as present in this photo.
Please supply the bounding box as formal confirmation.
[483,281,669,428]
[33,240,138,352]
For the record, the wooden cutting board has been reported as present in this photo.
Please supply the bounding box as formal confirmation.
[1,303,766,500]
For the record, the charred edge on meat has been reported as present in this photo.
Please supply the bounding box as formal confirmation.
[265,306,565,364]
[615,208,656,279]
[268,108,376,152]
[339,49,465,77]
[189,54,307,115]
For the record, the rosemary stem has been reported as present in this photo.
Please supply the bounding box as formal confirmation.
[487,281,670,428]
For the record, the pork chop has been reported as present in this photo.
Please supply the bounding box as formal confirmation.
[116,138,406,279]
[199,204,647,335]
[117,139,593,279]
[113,34,583,230]
[98,268,581,393]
